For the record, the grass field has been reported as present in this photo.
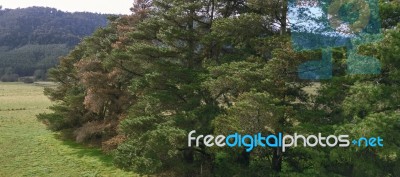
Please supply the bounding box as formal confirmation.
[0,82,137,177]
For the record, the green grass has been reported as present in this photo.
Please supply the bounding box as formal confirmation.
[0,82,138,177]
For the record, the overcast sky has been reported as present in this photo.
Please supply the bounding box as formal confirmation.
[0,0,133,14]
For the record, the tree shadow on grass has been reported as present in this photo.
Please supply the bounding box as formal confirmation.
[52,133,115,167]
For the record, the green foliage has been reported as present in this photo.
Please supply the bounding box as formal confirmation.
[379,0,400,29]
[39,0,400,176]
[0,73,19,82]
[114,125,186,173]
[0,7,108,48]
[0,7,108,80]
[0,44,70,77]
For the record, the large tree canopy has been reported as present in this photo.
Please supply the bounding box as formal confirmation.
[38,0,400,176]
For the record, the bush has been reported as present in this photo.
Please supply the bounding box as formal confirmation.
[1,74,19,82]
[37,104,82,131]
[102,135,126,153]
[73,121,110,143]
[19,76,35,83]
[37,112,68,131]
[34,69,46,80]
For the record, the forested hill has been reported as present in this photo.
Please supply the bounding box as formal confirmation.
[0,6,109,81]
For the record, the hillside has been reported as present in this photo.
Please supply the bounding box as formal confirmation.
[0,6,109,81]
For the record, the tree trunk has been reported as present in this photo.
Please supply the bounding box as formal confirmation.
[238,149,251,166]
[272,147,282,172]
[280,0,288,35]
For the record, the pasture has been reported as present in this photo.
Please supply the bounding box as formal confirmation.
[0,82,137,177]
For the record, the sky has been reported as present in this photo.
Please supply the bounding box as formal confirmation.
[0,0,133,14]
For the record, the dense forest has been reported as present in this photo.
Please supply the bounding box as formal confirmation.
[38,0,400,176]
[0,6,108,81]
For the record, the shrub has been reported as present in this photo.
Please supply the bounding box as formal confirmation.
[102,135,126,153]
[37,104,82,131]
[73,121,110,143]
[19,76,35,83]
[1,74,19,82]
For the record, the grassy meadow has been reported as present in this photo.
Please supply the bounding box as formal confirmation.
[0,82,137,177]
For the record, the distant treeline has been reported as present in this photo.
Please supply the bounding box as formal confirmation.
[0,6,109,81]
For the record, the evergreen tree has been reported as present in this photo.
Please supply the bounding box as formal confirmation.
[38,0,400,176]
